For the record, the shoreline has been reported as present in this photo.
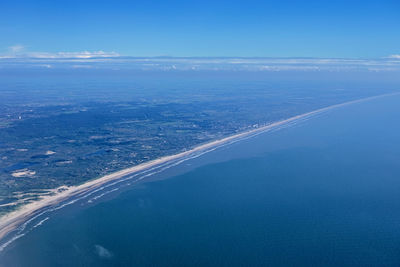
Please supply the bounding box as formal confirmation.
[0,92,398,245]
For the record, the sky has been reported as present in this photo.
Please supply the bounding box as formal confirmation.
[0,0,399,58]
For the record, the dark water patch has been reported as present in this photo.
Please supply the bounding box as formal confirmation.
[30,154,50,159]
[82,149,110,158]
[2,162,38,172]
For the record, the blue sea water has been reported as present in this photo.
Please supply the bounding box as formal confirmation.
[1,94,400,266]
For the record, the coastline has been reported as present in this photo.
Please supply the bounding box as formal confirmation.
[0,92,398,245]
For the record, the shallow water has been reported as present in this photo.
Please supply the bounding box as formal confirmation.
[1,95,400,266]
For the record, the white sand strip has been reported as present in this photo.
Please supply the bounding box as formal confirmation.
[0,92,398,243]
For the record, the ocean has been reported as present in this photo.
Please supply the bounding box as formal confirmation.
[1,94,400,266]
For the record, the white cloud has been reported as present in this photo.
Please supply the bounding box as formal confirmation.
[2,48,120,59]
[1,53,400,72]
[94,245,113,259]
[38,64,52,68]
[9,44,25,53]
[26,50,120,59]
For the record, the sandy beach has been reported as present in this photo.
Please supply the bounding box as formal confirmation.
[0,92,397,246]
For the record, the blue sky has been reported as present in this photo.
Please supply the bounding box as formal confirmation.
[1,0,399,58]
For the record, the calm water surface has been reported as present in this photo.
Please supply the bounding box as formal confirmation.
[1,95,400,266]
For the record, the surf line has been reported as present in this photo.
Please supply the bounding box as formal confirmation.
[0,92,398,251]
